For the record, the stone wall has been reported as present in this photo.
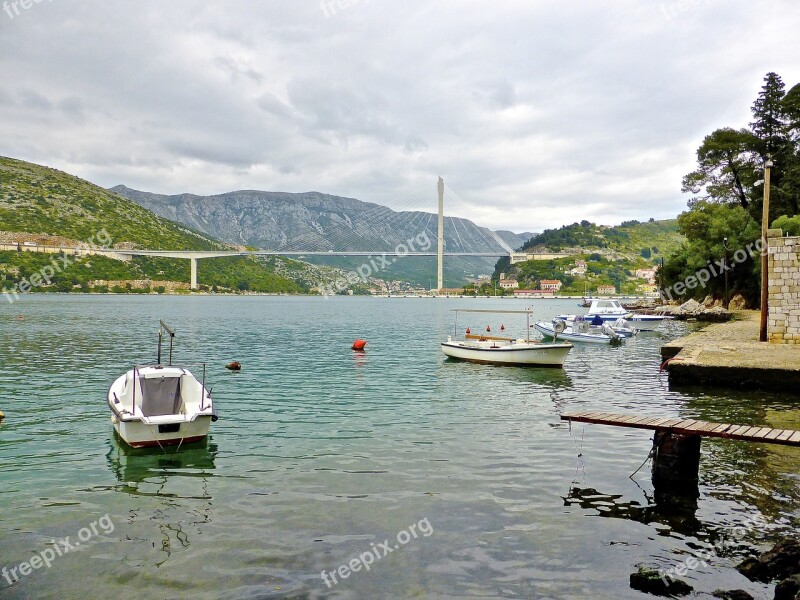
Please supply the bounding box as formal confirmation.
[89,280,190,292]
[768,229,800,344]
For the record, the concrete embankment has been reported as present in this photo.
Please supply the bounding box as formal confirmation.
[662,311,800,391]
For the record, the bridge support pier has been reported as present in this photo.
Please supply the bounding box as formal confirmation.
[437,177,444,291]
[190,258,198,290]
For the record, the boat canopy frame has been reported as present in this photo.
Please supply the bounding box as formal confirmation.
[157,320,175,366]
[450,308,535,342]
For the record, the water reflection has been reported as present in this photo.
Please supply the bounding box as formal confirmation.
[106,435,218,485]
[504,365,573,389]
[352,349,368,369]
[565,485,702,537]
[106,436,218,569]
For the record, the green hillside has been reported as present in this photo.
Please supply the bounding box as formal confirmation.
[492,219,685,295]
[0,156,305,293]
[519,219,683,257]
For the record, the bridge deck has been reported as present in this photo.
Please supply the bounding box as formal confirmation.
[560,411,800,446]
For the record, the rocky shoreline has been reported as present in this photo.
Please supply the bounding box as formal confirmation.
[630,537,800,599]
[626,296,743,322]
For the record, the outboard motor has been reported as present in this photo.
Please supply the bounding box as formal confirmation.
[601,324,619,339]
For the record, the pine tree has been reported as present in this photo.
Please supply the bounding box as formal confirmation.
[750,72,788,158]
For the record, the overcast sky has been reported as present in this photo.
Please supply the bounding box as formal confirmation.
[1,1,799,232]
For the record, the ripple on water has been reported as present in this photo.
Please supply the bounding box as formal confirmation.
[0,297,795,599]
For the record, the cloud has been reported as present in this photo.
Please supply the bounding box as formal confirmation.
[1,0,799,231]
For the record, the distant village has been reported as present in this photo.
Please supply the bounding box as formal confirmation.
[355,257,660,297]
[495,259,659,298]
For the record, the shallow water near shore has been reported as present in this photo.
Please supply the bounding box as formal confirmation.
[1,295,798,599]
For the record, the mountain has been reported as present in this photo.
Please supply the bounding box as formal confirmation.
[0,156,306,293]
[110,186,535,285]
[111,185,534,253]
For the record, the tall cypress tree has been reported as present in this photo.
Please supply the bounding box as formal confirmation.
[750,72,788,157]
[749,73,796,218]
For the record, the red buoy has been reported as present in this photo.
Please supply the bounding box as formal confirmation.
[226,361,242,371]
[500,324,505,331]
[352,339,367,351]
[486,325,491,332]
[466,327,471,334]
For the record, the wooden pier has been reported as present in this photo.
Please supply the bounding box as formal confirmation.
[560,411,800,447]
[561,411,800,498]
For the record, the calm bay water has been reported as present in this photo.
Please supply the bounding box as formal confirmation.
[0,295,798,599]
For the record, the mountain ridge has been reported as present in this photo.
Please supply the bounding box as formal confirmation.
[110,185,535,253]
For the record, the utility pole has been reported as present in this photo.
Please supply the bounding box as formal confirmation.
[759,157,773,342]
[723,237,729,309]
[437,177,444,292]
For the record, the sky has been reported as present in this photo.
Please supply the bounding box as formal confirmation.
[1,1,799,232]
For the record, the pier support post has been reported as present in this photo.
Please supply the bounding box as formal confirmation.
[652,432,701,500]
[190,257,198,290]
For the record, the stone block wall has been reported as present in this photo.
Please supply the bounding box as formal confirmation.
[768,229,800,344]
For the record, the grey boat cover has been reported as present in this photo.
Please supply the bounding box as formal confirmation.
[139,375,182,416]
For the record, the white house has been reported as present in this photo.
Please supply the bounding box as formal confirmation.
[499,278,519,289]
[539,279,562,292]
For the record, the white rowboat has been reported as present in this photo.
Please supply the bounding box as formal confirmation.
[441,336,572,367]
[107,321,216,448]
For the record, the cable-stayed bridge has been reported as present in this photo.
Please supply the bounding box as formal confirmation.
[6,178,524,290]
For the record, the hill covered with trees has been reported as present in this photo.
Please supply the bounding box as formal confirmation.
[491,219,683,295]
[0,156,306,294]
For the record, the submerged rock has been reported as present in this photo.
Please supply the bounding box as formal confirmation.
[629,566,693,597]
[737,537,800,583]
[774,574,800,600]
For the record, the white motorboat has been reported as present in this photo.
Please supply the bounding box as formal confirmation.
[107,321,217,449]
[534,318,623,344]
[558,315,639,338]
[558,299,670,331]
[442,309,573,367]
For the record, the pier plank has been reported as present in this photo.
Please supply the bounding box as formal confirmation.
[750,427,773,439]
[740,427,763,438]
[684,421,713,432]
[728,426,752,437]
[639,417,667,427]
[559,412,800,447]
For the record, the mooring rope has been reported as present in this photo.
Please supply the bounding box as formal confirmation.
[629,433,668,479]
[566,418,586,478]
